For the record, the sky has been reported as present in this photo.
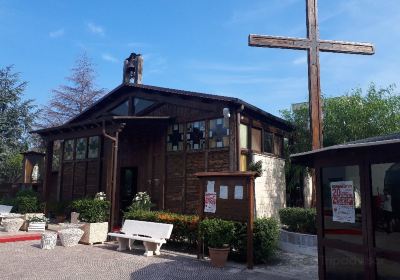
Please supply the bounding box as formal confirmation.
[1,0,400,117]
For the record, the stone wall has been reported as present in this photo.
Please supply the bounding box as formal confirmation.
[253,153,286,218]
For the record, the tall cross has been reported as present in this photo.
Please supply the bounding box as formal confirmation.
[249,0,374,150]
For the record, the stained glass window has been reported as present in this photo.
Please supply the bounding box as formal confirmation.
[75,138,87,160]
[252,128,262,152]
[240,124,248,149]
[167,124,184,151]
[109,100,129,116]
[263,131,273,154]
[187,121,205,150]
[88,136,100,159]
[134,98,155,114]
[52,140,61,171]
[64,139,74,160]
[209,118,229,148]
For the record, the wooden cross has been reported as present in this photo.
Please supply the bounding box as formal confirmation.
[248,0,374,150]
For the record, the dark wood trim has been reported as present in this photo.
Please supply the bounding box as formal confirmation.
[247,176,255,269]
[315,167,325,280]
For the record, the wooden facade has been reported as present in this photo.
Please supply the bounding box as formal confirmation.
[34,83,292,225]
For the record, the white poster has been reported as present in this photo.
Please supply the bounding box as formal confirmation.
[330,181,355,223]
[206,181,215,193]
[204,192,217,213]
[234,185,243,200]
[219,185,228,199]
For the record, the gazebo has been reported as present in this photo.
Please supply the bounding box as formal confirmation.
[291,133,400,280]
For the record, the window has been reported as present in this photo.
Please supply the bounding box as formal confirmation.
[274,135,284,156]
[134,98,154,114]
[52,140,61,171]
[240,154,248,172]
[209,118,229,148]
[240,124,248,149]
[186,121,205,150]
[167,124,184,151]
[263,132,273,154]
[251,128,262,152]
[75,138,87,160]
[109,100,129,116]
[63,139,74,160]
[88,136,100,159]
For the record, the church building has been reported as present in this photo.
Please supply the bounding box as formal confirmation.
[33,53,293,225]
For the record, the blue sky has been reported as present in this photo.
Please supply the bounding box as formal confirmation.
[1,0,399,116]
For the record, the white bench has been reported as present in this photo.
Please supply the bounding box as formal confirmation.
[0,205,13,218]
[108,220,173,257]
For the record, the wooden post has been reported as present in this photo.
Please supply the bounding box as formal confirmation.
[247,176,255,269]
[197,177,205,259]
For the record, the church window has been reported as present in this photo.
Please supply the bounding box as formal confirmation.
[251,128,262,153]
[209,118,229,148]
[88,136,100,159]
[167,124,184,151]
[75,138,87,160]
[187,121,205,150]
[240,124,248,149]
[134,98,155,114]
[263,131,273,154]
[64,139,74,160]
[109,100,129,116]
[52,140,61,171]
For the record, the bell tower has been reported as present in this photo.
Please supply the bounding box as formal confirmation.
[122,52,143,84]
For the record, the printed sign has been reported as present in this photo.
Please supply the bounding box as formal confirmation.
[206,181,215,193]
[234,185,243,200]
[219,185,228,199]
[204,192,217,213]
[330,181,355,223]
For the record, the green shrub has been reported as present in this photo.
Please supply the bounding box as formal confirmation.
[200,218,235,248]
[127,192,154,212]
[124,210,199,246]
[10,189,41,214]
[71,199,110,223]
[230,218,279,264]
[279,207,316,234]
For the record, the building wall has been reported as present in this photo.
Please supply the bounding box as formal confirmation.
[253,153,286,218]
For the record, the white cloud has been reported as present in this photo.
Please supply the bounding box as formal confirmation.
[87,22,104,36]
[101,53,118,63]
[49,28,64,38]
[292,56,307,65]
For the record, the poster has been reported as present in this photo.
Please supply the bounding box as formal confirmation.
[204,192,217,213]
[219,185,228,199]
[234,185,243,200]
[206,181,215,193]
[330,181,355,223]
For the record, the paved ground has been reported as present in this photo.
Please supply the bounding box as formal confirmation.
[0,240,317,280]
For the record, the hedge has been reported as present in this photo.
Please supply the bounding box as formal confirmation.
[124,210,279,263]
[279,207,316,234]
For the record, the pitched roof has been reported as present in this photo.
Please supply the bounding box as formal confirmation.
[65,83,293,131]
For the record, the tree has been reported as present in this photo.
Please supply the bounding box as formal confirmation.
[40,53,105,127]
[281,83,400,205]
[0,65,38,182]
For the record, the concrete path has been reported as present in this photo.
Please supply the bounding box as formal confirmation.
[0,240,317,280]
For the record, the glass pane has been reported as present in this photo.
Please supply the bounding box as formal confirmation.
[325,248,364,279]
[63,139,74,161]
[52,140,61,171]
[251,128,261,152]
[240,124,248,149]
[371,163,400,252]
[274,135,283,156]
[240,154,247,172]
[109,100,129,116]
[377,257,400,279]
[88,136,100,159]
[209,118,229,148]
[186,121,205,150]
[322,166,363,244]
[75,138,87,160]
[167,123,184,151]
[134,98,154,114]
[263,131,273,153]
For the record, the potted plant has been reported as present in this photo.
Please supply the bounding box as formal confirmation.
[70,194,110,245]
[200,218,235,268]
[27,216,48,232]
[14,190,45,231]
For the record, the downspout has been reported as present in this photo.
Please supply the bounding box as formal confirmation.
[102,120,120,229]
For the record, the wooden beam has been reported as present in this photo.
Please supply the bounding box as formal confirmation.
[249,34,310,50]
[319,40,375,55]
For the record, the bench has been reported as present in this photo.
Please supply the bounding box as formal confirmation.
[0,205,13,218]
[108,220,173,257]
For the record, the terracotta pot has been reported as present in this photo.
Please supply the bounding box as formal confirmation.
[208,247,230,268]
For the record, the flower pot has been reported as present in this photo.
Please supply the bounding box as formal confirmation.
[208,247,230,268]
[2,218,24,233]
[28,222,46,232]
[59,228,84,247]
[80,222,108,244]
[21,213,44,231]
